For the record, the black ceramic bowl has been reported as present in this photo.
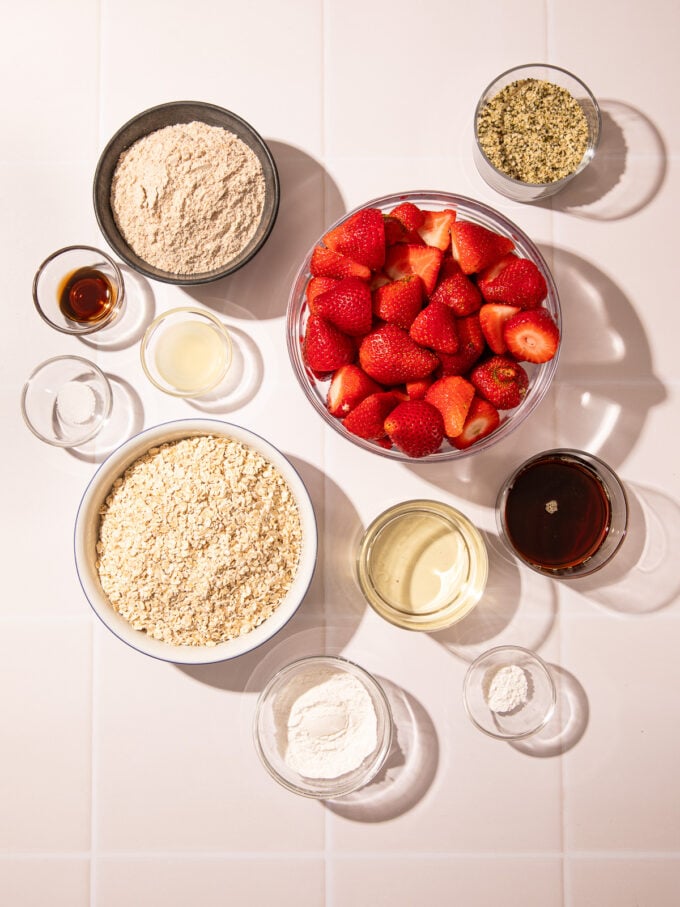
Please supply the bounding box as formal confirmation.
[93,101,280,285]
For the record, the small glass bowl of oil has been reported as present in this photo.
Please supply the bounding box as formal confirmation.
[357,500,488,631]
[33,245,125,335]
[140,306,232,398]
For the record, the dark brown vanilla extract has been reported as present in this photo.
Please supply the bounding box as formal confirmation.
[58,267,115,324]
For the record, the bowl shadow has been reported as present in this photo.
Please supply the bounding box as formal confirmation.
[66,373,145,464]
[509,664,589,757]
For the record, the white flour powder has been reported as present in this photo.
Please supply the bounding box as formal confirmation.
[111,121,265,275]
[278,669,378,779]
[485,664,529,713]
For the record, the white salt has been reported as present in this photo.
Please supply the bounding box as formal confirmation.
[56,381,96,424]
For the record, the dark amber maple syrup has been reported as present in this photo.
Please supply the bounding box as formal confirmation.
[504,454,611,570]
[58,267,115,324]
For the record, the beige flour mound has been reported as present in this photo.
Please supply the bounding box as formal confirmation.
[110,121,266,275]
[95,435,302,647]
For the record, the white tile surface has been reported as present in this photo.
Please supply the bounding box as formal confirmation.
[3,0,680,903]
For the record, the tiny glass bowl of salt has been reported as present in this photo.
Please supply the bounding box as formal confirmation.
[254,655,393,799]
[21,355,112,447]
[473,64,601,202]
[140,306,232,398]
[463,645,556,740]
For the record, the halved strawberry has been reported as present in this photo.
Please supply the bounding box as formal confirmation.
[384,400,445,458]
[370,271,391,290]
[470,355,529,409]
[416,209,456,251]
[384,244,443,295]
[425,375,475,438]
[327,363,382,417]
[383,215,411,246]
[405,376,435,400]
[504,309,560,363]
[451,396,501,449]
[323,207,386,270]
[478,255,548,308]
[310,246,371,280]
[450,222,515,274]
[302,314,356,373]
[359,323,439,385]
[315,277,373,336]
[409,300,459,354]
[390,201,425,233]
[306,276,339,314]
[479,303,521,354]
[343,391,402,441]
[437,314,485,376]
[437,256,463,282]
[373,275,424,330]
[430,272,481,316]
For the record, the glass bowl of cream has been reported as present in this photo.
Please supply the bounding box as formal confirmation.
[253,655,393,799]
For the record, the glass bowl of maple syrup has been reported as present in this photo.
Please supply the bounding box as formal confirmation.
[32,245,125,335]
[496,448,628,578]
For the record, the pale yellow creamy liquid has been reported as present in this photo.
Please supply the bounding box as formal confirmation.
[155,321,227,393]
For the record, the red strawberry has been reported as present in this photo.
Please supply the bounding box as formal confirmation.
[384,400,445,458]
[425,375,475,438]
[323,207,386,270]
[315,277,373,336]
[405,376,434,400]
[373,276,424,330]
[390,201,425,233]
[409,300,459,354]
[417,209,456,251]
[451,396,501,450]
[306,276,339,313]
[327,364,381,417]
[310,246,371,281]
[478,255,548,308]
[343,391,402,440]
[430,272,481,315]
[384,244,443,295]
[359,323,438,385]
[370,271,391,290]
[450,222,515,274]
[479,303,521,354]
[437,256,463,282]
[383,215,411,246]
[437,314,485,376]
[503,309,560,363]
[470,355,529,409]
[302,314,356,373]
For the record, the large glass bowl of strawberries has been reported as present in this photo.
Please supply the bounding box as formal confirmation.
[286,191,561,460]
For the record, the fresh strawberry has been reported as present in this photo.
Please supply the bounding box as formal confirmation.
[390,201,425,233]
[479,303,521,354]
[359,323,439,385]
[409,300,459,354]
[315,277,373,336]
[430,272,481,315]
[470,355,529,409]
[384,244,443,295]
[327,364,381,417]
[343,391,402,441]
[384,400,445,458]
[478,255,548,308]
[451,396,501,449]
[323,207,386,270]
[373,276,424,330]
[437,314,485,375]
[306,276,339,313]
[405,376,434,400]
[383,215,411,246]
[302,314,356,373]
[437,256,463,282]
[450,222,515,274]
[503,308,560,363]
[425,375,475,438]
[310,246,371,281]
[416,209,456,251]
[370,271,391,290]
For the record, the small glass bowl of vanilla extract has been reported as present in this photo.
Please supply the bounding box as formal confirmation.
[33,245,125,335]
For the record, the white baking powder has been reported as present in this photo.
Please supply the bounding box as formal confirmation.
[279,669,378,779]
[485,664,529,713]
[56,381,96,424]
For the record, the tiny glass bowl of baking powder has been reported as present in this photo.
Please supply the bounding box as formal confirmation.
[21,355,113,447]
[473,64,601,202]
[463,645,556,740]
[253,655,394,799]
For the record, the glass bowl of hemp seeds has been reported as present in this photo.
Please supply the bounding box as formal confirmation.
[473,64,601,202]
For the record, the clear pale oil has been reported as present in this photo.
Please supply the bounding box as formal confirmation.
[154,320,228,393]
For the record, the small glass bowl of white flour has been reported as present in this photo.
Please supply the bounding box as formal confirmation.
[463,645,556,740]
[254,655,393,798]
